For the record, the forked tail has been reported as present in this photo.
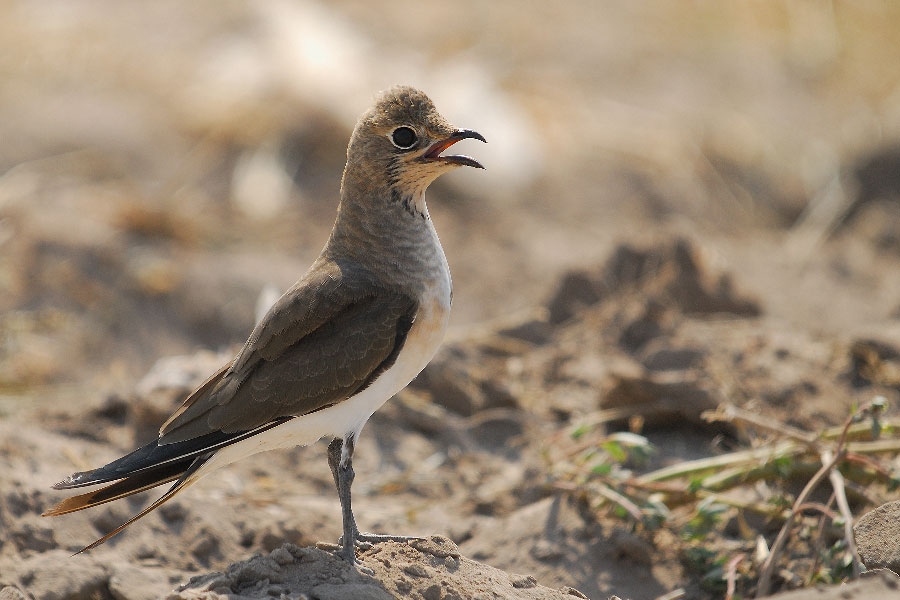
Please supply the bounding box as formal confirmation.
[43,454,210,553]
[43,417,292,552]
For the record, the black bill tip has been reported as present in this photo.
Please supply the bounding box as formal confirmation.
[423,129,487,169]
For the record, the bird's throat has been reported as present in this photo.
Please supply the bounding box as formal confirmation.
[391,188,428,219]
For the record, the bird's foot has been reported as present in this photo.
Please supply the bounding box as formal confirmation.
[332,531,422,571]
[320,540,373,575]
[338,531,423,550]
[355,531,424,545]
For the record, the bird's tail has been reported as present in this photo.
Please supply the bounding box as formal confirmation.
[43,416,293,553]
[43,453,210,553]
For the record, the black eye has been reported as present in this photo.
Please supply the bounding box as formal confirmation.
[390,126,418,149]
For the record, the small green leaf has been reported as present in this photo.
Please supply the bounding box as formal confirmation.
[571,424,590,440]
[591,463,612,475]
[601,440,628,463]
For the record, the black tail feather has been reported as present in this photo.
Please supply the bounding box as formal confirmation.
[74,454,212,553]
[52,432,232,490]
[43,456,194,516]
[52,417,293,490]
[44,416,295,551]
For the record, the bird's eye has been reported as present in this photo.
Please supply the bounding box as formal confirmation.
[390,126,418,150]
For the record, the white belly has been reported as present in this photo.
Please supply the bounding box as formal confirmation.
[188,277,451,483]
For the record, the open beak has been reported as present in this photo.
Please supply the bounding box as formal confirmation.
[421,129,487,169]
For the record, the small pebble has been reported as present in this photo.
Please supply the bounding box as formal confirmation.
[402,563,431,578]
[510,574,537,589]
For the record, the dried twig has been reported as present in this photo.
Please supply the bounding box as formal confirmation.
[806,498,833,586]
[703,405,818,445]
[637,440,800,483]
[824,449,863,579]
[794,501,838,520]
[755,400,882,597]
[755,448,844,597]
[593,483,645,522]
[725,553,746,600]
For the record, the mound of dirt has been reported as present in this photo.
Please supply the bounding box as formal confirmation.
[171,537,587,600]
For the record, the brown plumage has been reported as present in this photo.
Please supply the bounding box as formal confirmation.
[43,86,485,562]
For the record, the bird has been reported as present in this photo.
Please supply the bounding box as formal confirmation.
[43,85,486,564]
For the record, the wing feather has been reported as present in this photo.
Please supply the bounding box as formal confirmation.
[158,259,417,443]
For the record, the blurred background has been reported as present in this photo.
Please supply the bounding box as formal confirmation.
[3,2,900,597]
[2,0,900,401]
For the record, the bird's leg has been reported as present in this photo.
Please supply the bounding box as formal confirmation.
[327,437,359,563]
[326,436,422,564]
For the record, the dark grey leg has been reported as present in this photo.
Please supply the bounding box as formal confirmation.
[327,436,423,564]
[327,437,359,563]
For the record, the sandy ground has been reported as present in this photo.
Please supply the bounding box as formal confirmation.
[2,1,900,599]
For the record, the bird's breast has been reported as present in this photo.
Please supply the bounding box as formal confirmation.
[407,270,451,364]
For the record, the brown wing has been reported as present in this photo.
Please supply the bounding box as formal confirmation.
[159,258,417,444]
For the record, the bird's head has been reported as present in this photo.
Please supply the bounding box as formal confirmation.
[342,86,486,209]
